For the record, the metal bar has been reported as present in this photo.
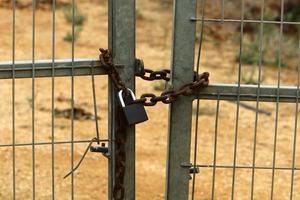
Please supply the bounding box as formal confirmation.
[196,164,300,171]
[190,18,300,25]
[271,1,285,199]
[231,1,244,199]
[211,96,220,200]
[194,84,300,103]
[290,39,300,200]
[108,0,136,199]
[91,62,100,143]
[0,139,110,148]
[108,0,114,197]
[165,0,197,199]
[191,0,206,199]
[11,0,16,198]
[51,0,56,199]
[70,0,76,197]
[31,0,36,198]
[221,0,225,23]
[0,59,106,79]
[251,1,265,199]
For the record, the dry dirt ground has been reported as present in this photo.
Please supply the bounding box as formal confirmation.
[0,0,300,199]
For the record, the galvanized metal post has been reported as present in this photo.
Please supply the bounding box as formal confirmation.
[165,0,197,199]
[108,0,136,199]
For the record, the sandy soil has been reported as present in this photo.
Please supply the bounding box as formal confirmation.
[0,0,300,199]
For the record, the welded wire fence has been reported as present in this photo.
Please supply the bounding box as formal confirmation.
[0,0,110,199]
[2,0,300,199]
[189,0,300,199]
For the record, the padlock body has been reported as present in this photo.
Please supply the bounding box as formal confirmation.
[122,103,148,125]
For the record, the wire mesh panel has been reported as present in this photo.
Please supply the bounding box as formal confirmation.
[166,0,300,199]
[183,0,300,199]
[0,0,115,199]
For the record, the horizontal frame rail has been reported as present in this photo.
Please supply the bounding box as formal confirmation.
[190,18,300,25]
[0,59,106,79]
[195,164,300,171]
[195,84,300,103]
[0,139,110,148]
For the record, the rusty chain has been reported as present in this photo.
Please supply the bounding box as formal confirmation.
[113,116,126,200]
[99,48,127,92]
[99,48,210,107]
[138,68,171,81]
[100,48,126,199]
[137,66,205,84]
[99,48,209,200]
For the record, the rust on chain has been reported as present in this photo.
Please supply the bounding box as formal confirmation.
[99,48,127,92]
[99,48,209,199]
[99,48,210,107]
[139,68,171,81]
[132,73,209,106]
[100,48,126,200]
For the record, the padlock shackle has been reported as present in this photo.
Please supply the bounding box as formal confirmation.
[118,88,136,107]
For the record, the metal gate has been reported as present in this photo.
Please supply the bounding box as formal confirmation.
[0,0,136,198]
[1,0,300,199]
[167,0,300,199]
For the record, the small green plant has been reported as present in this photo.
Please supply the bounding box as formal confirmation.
[237,42,265,65]
[241,65,265,85]
[284,6,300,22]
[63,27,82,42]
[234,3,299,70]
[63,4,86,42]
[64,5,86,26]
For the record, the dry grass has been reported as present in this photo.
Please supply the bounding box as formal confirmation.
[0,0,300,199]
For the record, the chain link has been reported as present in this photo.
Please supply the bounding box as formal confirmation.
[100,48,127,199]
[138,68,171,81]
[132,72,209,106]
[113,129,126,200]
[99,48,209,199]
[99,48,210,107]
[99,48,127,92]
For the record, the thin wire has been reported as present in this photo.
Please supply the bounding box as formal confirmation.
[270,1,284,199]
[221,0,225,23]
[70,0,76,198]
[191,0,206,199]
[211,95,220,200]
[51,0,56,198]
[289,39,300,200]
[64,137,99,179]
[31,0,36,198]
[231,0,244,199]
[250,0,265,199]
[11,0,16,198]
[91,62,100,144]
[0,139,110,148]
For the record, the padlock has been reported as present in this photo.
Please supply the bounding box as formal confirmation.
[118,88,148,125]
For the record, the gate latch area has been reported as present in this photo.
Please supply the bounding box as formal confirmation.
[90,143,110,158]
[118,88,148,125]
[181,162,200,179]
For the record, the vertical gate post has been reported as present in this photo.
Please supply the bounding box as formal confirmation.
[108,0,136,199]
[165,0,197,199]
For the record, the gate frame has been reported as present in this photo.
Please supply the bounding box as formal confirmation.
[108,0,136,199]
[165,0,197,199]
